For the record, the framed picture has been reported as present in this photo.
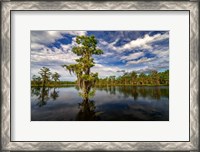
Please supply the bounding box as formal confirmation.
[1,0,199,151]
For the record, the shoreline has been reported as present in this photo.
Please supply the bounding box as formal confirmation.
[31,84,169,88]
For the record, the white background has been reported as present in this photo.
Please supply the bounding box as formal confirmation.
[11,11,189,141]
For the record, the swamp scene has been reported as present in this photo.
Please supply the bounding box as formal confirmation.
[31,31,169,121]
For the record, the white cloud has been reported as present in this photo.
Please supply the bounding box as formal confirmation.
[126,57,156,65]
[60,44,71,52]
[121,52,144,61]
[66,31,87,36]
[31,64,76,81]
[101,52,114,57]
[31,31,62,45]
[135,67,157,74]
[91,64,123,78]
[31,31,169,80]
[30,31,88,81]
[152,49,169,58]
[122,33,169,51]
[31,43,45,50]
[31,46,78,64]
[31,31,87,45]
[31,45,79,81]
[98,33,169,53]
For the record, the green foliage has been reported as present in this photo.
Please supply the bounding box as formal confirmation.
[51,72,61,85]
[96,70,169,86]
[62,35,104,100]
[31,87,60,107]
[31,67,66,87]
[72,35,103,56]
[38,67,51,87]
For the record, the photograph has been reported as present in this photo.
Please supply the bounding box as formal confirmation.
[31,31,169,121]
[1,0,198,150]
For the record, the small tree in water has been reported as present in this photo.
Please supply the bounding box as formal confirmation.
[51,72,60,86]
[62,35,103,100]
[38,67,51,87]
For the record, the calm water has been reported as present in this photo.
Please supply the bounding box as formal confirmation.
[31,86,169,121]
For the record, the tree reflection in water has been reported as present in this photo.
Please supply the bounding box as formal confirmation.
[32,87,59,107]
[50,88,59,100]
[31,87,41,97]
[31,86,169,121]
[76,99,101,121]
[31,86,168,107]
[37,87,49,107]
[96,86,168,101]
[75,80,102,120]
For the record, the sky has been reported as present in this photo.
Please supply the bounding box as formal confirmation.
[31,31,169,81]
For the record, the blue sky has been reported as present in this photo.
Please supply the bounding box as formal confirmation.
[31,31,169,81]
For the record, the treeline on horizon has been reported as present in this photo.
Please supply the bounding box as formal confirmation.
[96,70,169,86]
[31,67,75,87]
[31,66,169,87]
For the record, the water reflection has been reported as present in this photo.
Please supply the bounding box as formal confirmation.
[32,87,59,107]
[31,87,40,97]
[37,87,49,107]
[95,86,169,101]
[31,86,169,121]
[76,99,101,121]
[50,88,59,100]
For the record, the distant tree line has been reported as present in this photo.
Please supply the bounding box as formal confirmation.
[32,67,169,87]
[31,67,75,87]
[96,70,169,86]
